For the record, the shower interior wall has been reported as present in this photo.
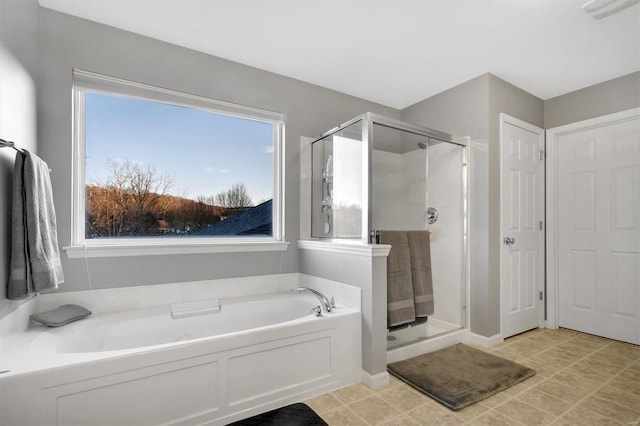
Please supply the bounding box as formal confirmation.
[371,127,465,333]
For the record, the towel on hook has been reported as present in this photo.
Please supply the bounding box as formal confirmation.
[379,230,416,327]
[8,150,64,299]
[407,230,435,318]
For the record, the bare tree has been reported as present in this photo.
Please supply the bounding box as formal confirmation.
[87,160,174,236]
[215,182,253,209]
[119,160,174,234]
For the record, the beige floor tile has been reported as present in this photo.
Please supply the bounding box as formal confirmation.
[557,407,620,426]
[304,329,639,426]
[379,415,421,426]
[377,385,429,412]
[548,370,600,393]
[479,388,512,408]
[527,331,566,343]
[517,388,573,416]
[450,401,489,422]
[348,396,402,426]
[489,348,526,362]
[490,341,514,351]
[585,350,633,371]
[593,384,640,411]
[404,402,461,426]
[504,339,545,358]
[371,376,404,394]
[321,406,368,426]
[528,350,577,369]
[540,347,585,364]
[620,364,640,382]
[570,333,613,346]
[563,362,616,382]
[610,374,640,396]
[554,340,601,357]
[521,359,562,377]
[550,417,579,426]
[577,395,640,424]
[333,383,374,404]
[305,393,344,414]
[573,356,625,376]
[494,399,557,426]
[532,379,588,404]
[498,380,531,398]
[467,410,524,426]
[596,341,640,361]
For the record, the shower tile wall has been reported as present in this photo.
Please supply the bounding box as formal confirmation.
[372,143,464,328]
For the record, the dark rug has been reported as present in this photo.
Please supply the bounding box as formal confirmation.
[228,403,327,425]
[388,343,535,411]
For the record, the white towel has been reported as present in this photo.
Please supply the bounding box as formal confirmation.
[8,150,64,299]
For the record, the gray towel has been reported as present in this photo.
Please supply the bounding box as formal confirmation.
[8,151,64,299]
[407,230,435,318]
[380,230,416,327]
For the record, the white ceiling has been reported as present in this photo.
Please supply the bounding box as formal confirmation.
[39,0,640,109]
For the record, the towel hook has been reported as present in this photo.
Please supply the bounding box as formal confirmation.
[0,138,23,153]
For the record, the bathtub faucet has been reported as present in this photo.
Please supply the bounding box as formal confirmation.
[297,287,334,313]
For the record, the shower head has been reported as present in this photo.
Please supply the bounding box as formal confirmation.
[417,141,428,150]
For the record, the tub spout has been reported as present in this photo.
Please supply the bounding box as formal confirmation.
[297,287,333,313]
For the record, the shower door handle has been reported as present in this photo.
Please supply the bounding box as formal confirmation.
[503,237,515,245]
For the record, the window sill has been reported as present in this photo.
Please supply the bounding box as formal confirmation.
[63,239,290,258]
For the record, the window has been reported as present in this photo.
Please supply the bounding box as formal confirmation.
[66,69,286,257]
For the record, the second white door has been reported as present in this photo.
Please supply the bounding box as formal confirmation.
[500,114,545,338]
[551,111,640,344]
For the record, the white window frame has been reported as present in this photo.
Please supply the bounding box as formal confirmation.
[64,69,288,258]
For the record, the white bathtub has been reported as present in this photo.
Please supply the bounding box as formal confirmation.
[0,289,361,426]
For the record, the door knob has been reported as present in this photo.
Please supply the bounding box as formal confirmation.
[503,237,515,245]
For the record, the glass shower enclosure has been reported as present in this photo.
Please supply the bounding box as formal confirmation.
[311,112,469,350]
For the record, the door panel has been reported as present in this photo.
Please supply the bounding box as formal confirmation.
[500,115,544,338]
[556,117,640,344]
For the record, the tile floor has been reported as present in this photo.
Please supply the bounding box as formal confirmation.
[305,328,640,425]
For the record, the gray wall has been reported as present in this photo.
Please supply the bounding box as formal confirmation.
[544,71,640,128]
[0,5,399,316]
[401,73,544,337]
[401,74,490,138]
[0,0,39,318]
[402,75,492,336]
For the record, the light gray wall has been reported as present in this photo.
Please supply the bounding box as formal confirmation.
[0,0,39,318]
[401,74,490,138]
[545,71,640,129]
[402,74,492,336]
[401,73,544,337]
[0,6,399,308]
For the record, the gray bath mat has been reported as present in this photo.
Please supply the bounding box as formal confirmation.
[388,343,535,411]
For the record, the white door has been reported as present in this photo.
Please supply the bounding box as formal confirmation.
[500,114,545,338]
[552,112,640,344]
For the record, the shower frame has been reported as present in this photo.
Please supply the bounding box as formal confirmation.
[314,111,469,244]
[309,112,471,381]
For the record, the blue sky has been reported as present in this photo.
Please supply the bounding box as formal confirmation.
[85,92,274,204]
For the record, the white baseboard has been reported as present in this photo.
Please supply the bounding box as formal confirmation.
[467,332,503,348]
[361,370,389,389]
